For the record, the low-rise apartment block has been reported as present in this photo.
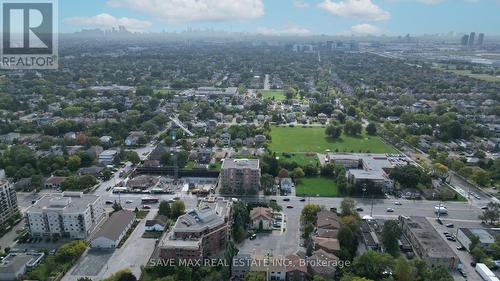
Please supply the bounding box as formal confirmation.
[219,159,261,193]
[25,192,104,239]
[158,197,232,260]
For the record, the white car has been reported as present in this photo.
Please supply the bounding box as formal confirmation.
[394,201,402,205]
[386,208,395,212]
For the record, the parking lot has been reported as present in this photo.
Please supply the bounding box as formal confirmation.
[237,204,302,256]
[428,217,484,281]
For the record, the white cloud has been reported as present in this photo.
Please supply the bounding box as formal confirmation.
[64,13,152,32]
[107,0,264,23]
[350,23,383,35]
[318,0,390,21]
[293,0,310,8]
[256,24,312,36]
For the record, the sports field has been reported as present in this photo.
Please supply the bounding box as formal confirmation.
[269,126,397,153]
[260,90,286,100]
[296,177,338,197]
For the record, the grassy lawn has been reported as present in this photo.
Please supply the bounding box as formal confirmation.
[433,63,500,83]
[269,126,397,153]
[279,153,319,166]
[296,177,338,197]
[260,90,286,101]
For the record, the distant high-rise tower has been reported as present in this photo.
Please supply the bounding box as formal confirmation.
[461,34,469,46]
[478,33,484,45]
[468,32,476,46]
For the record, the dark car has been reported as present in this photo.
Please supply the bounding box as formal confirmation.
[356,207,364,212]
[299,198,306,202]
[283,198,290,202]
[446,223,454,228]
[287,205,294,209]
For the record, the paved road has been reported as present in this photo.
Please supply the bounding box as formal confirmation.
[263,74,270,90]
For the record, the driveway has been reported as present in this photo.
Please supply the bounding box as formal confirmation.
[62,211,157,281]
[237,205,301,256]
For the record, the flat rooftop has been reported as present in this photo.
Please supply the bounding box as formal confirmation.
[403,216,457,259]
[460,228,500,244]
[221,158,259,170]
[27,192,100,214]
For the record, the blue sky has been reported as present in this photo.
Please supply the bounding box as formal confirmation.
[59,0,500,36]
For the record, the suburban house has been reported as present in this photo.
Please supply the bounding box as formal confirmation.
[90,210,136,249]
[250,207,273,230]
[44,176,67,189]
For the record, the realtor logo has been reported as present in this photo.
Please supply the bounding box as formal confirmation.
[0,0,58,69]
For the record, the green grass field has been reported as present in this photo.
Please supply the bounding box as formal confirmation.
[278,153,319,166]
[260,90,286,100]
[296,177,338,197]
[269,126,397,153]
[433,63,500,83]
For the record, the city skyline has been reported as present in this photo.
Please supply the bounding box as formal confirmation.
[59,0,500,36]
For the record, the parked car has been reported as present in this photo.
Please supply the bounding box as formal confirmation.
[299,198,306,202]
[249,234,257,240]
[457,245,466,251]
[283,198,290,202]
[386,208,395,212]
[446,223,454,228]
[105,200,113,204]
[143,205,152,209]
[287,205,294,209]
[480,206,489,210]
[394,201,402,205]
[356,207,364,212]
[125,200,133,204]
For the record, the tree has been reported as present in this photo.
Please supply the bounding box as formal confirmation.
[320,164,335,177]
[394,257,412,281]
[429,265,453,281]
[103,269,137,281]
[301,204,321,222]
[171,201,185,220]
[127,151,141,165]
[366,123,377,135]
[112,201,123,212]
[291,167,305,179]
[326,124,342,139]
[245,272,266,281]
[344,120,362,136]
[159,200,171,217]
[303,164,318,177]
[479,202,500,224]
[338,225,357,260]
[278,168,289,178]
[261,173,275,195]
[340,198,357,217]
[382,220,402,256]
[389,165,430,189]
[353,250,394,280]
[67,155,81,171]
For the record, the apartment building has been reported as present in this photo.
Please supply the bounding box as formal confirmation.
[0,180,18,225]
[158,197,232,260]
[25,192,104,239]
[219,159,261,193]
